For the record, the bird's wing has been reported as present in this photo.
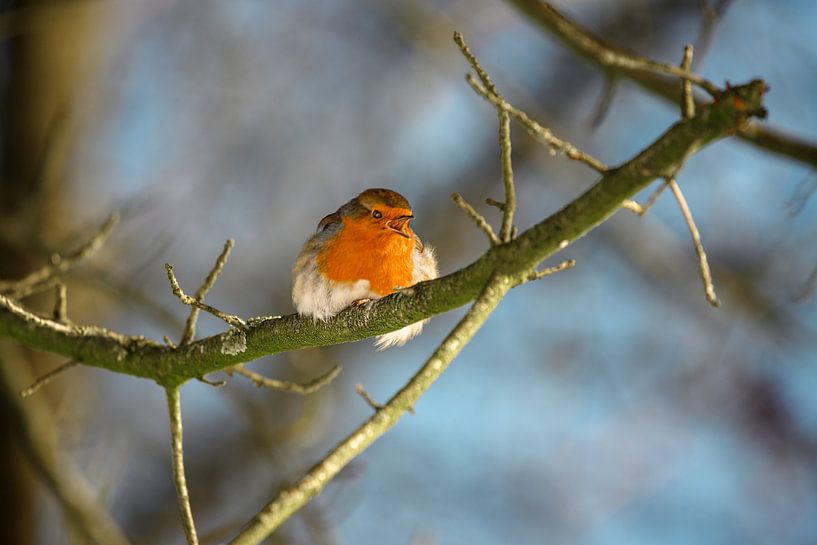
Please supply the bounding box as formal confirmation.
[316,212,342,232]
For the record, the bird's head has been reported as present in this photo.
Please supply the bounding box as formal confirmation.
[347,188,415,239]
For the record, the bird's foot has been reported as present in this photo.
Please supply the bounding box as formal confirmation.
[350,298,372,308]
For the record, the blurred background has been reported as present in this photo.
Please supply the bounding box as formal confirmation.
[1,0,816,544]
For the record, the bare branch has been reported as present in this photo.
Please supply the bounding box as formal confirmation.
[19,360,78,398]
[355,384,383,411]
[453,32,517,241]
[588,75,618,129]
[53,282,68,323]
[498,108,516,242]
[197,375,227,388]
[166,386,199,545]
[694,0,735,69]
[504,0,816,168]
[640,181,670,216]
[452,31,501,98]
[180,239,235,346]
[0,212,120,299]
[231,363,340,395]
[622,178,672,217]
[466,75,608,173]
[165,263,246,329]
[451,193,501,246]
[794,261,817,303]
[485,197,506,211]
[527,259,576,282]
[227,274,513,545]
[667,178,720,307]
[620,199,645,215]
[680,45,695,120]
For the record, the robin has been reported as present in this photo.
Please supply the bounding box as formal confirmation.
[292,188,439,349]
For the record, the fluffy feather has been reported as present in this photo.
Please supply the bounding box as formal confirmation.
[292,189,439,349]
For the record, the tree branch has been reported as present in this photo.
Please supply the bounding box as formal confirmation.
[667,178,720,306]
[231,363,340,395]
[498,108,516,242]
[451,192,501,246]
[166,386,199,545]
[179,239,235,347]
[453,32,518,241]
[0,79,768,388]
[19,359,78,398]
[165,263,246,329]
[466,75,608,173]
[227,274,513,545]
[0,212,119,299]
[504,0,817,168]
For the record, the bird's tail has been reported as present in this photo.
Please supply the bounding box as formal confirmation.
[374,320,427,350]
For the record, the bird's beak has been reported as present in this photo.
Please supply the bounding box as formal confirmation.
[387,215,414,238]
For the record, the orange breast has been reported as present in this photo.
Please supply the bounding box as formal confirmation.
[317,216,415,295]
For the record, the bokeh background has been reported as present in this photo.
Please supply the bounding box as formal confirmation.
[2,1,817,544]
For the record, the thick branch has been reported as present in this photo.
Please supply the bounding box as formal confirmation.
[0,80,768,388]
[504,0,817,168]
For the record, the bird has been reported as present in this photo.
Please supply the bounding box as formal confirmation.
[292,188,438,349]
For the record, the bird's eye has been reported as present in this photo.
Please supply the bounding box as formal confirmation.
[372,210,383,219]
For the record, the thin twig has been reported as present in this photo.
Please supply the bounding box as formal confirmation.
[485,197,506,211]
[355,384,383,411]
[527,259,576,281]
[197,375,227,387]
[180,239,235,346]
[0,212,120,298]
[794,260,817,303]
[505,1,720,95]
[589,74,618,129]
[53,282,68,323]
[166,386,199,545]
[19,360,79,398]
[232,364,341,395]
[165,264,246,329]
[498,109,516,242]
[451,193,501,246]
[667,178,720,307]
[693,0,735,70]
[622,180,670,217]
[639,181,670,216]
[680,45,695,120]
[227,274,513,545]
[356,383,415,414]
[453,31,501,98]
[466,75,608,173]
[620,199,645,214]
